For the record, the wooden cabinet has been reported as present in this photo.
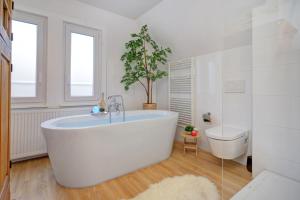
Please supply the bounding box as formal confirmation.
[0,0,12,200]
[0,56,10,200]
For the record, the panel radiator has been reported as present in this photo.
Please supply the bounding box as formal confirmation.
[11,107,90,161]
[169,58,194,127]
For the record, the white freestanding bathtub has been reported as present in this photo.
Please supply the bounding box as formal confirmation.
[41,110,178,188]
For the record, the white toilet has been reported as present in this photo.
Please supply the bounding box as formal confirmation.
[205,126,248,159]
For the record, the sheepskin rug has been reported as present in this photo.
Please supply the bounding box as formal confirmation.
[128,175,220,200]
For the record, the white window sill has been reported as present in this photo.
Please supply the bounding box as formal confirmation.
[11,103,98,110]
[11,103,48,110]
[59,101,98,108]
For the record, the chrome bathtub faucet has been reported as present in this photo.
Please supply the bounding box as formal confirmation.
[107,95,125,123]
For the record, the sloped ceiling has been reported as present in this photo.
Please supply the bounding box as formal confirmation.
[77,0,162,19]
[138,0,265,60]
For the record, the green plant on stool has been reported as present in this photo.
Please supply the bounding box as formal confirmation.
[184,125,194,133]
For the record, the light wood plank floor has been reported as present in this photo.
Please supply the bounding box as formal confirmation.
[11,142,252,200]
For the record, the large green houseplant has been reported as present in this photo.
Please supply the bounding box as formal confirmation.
[121,25,172,109]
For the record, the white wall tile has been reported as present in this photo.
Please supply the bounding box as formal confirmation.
[253,151,300,180]
[194,52,223,152]
[222,45,253,71]
[253,64,300,96]
[252,19,297,40]
[222,94,252,129]
[253,0,300,181]
[220,45,253,165]
[254,95,300,130]
[253,48,300,67]
[253,124,300,162]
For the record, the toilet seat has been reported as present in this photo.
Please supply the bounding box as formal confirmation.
[205,126,246,141]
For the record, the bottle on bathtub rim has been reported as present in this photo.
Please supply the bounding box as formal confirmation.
[99,92,106,112]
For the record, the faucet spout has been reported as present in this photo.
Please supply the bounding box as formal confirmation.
[107,95,125,123]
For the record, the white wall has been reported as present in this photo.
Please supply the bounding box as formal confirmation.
[252,0,300,180]
[138,0,260,111]
[194,52,222,152]
[139,0,256,165]
[222,45,253,164]
[138,0,224,110]
[191,45,253,165]
[138,0,263,59]
[14,0,148,110]
[138,0,224,60]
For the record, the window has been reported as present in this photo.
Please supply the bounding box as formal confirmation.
[11,11,47,103]
[64,22,101,102]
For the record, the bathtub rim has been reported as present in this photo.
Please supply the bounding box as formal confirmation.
[41,110,178,131]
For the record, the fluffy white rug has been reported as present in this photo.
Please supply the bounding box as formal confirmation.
[128,175,220,200]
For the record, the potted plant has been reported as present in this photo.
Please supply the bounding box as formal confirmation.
[121,25,172,110]
[184,125,194,133]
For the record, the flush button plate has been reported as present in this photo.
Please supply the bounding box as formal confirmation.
[223,80,246,93]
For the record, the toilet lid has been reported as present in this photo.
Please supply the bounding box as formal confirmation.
[205,126,247,141]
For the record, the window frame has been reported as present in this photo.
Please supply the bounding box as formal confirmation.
[64,22,101,102]
[11,10,47,104]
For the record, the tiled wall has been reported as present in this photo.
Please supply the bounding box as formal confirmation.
[221,45,253,164]
[194,52,222,152]
[252,0,300,180]
[191,46,253,165]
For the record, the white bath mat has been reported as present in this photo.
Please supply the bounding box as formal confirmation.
[128,175,220,200]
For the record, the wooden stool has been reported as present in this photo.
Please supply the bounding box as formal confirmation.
[181,131,200,156]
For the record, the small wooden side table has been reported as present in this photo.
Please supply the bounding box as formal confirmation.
[181,131,200,156]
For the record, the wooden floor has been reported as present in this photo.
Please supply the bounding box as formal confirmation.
[10,143,252,200]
